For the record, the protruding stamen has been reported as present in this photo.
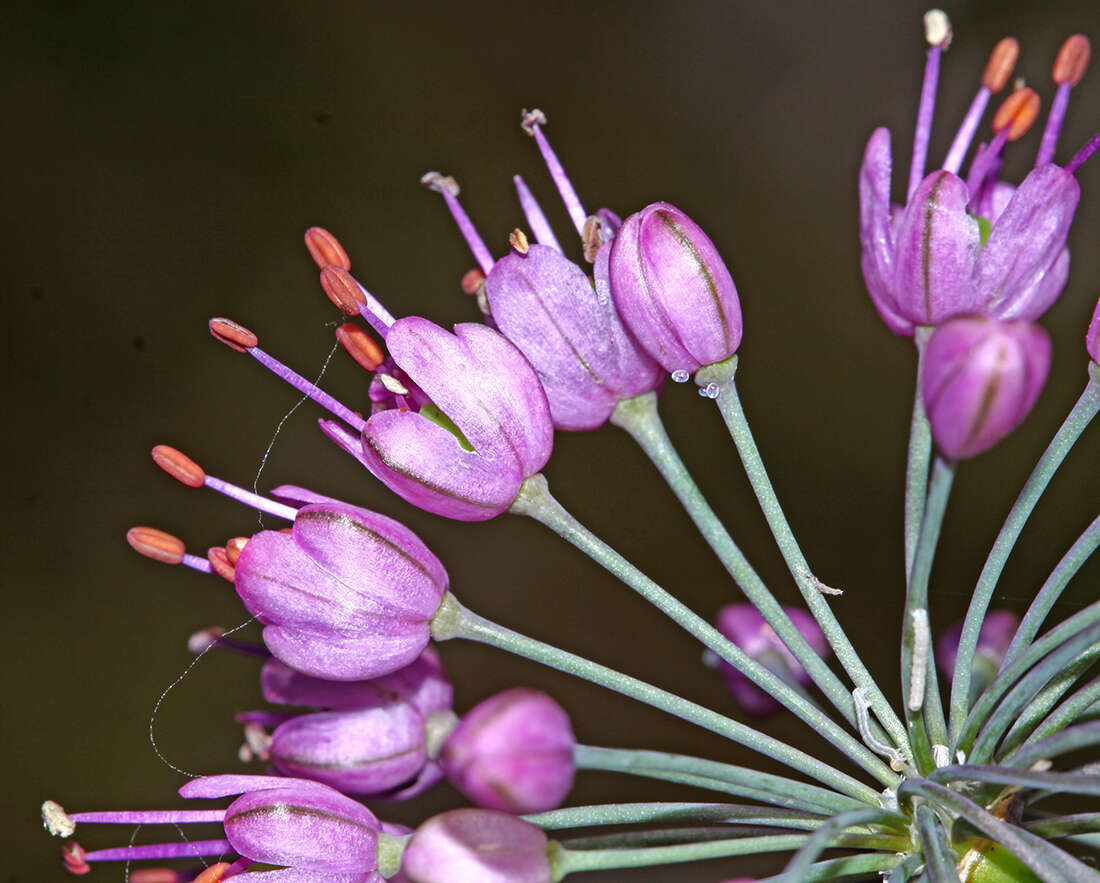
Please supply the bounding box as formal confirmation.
[907,11,951,200]
[207,546,235,582]
[152,445,205,488]
[208,318,258,353]
[461,268,486,295]
[61,841,89,875]
[521,108,587,237]
[1065,130,1100,175]
[992,87,1040,141]
[336,322,385,372]
[150,444,302,520]
[509,228,530,254]
[512,175,562,252]
[68,810,228,825]
[421,171,495,274]
[1037,36,1091,166]
[130,870,187,883]
[80,840,234,863]
[304,227,351,271]
[127,527,196,570]
[225,536,248,564]
[319,265,367,315]
[195,861,236,883]
[581,216,604,263]
[43,801,76,838]
[943,37,1018,173]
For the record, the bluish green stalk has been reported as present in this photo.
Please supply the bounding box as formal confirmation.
[905,326,934,579]
[574,744,872,816]
[996,650,1100,757]
[551,833,810,875]
[1007,676,1100,759]
[1000,512,1100,672]
[884,854,925,883]
[1006,722,1100,771]
[1026,815,1100,838]
[611,391,875,742]
[698,355,908,753]
[914,804,959,883]
[525,802,827,831]
[761,853,904,882]
[560,826,907,852]
[773,807,901,883]
[430,593,882,804]
[948,365,1100,745]
[928,763,1100,798]
[901,455,955,771]
[510,473,897,787]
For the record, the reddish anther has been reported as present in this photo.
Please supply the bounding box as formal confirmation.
[208,318,258,352]
[461,268,486,295]
[992,87,1040,140]
[193,864,232,883]
[61,842,90,875]
[127,527,186,565]
[335,322,385,371]
[207,547,235,582]
[130,870,183,883]
[151,445,205,488]
[982,37,1019,92]
[319,265,367,315]
[1053,35,1091,86]
[225,536,248,565]
[304,226,351,271]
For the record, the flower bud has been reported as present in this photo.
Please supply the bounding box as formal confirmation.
[234,502,449,680]
[609,202,742,374]
[714,604,828,716]
[1087,295,1100,365]
[400,809,552,883]
[440,688,575,813]
[922,317,1050,459]
[937,609,1019,703]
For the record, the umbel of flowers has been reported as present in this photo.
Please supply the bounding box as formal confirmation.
[43,10,1100,882]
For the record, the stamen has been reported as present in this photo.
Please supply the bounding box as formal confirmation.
[336,322,385,372]
[208,319,368,435]
[942,37,1018,174]
[992,87,1040,141]
[151,443,302,520]
[61,841,89,875]
[1065,130,1100,175]
[42,800,76,837]
[207,318,257,352]
[69,810,228,825]
[303,227,351,271]
[81,839,234,863]
[187,626,268,657]
[225,536,248,565]
[461,268,486,295]
[521,108,587,237]
[318,266,396,338]
[126,527,213,573]
[207,546,235,582]
[1037,35,1091,166]
[907,10,952,200]
[130,870,187,883]
[512,175,562,252]
[581,216,604,263]
[421,171,495,275]
[194,861,235,883]
[509,228,530,254]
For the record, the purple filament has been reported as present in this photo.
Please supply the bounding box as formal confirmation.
[942,87,990,175]
[203,473,301,521]
[247,347,367,434]
[83,839,234,862]
[908,45,942,200]
[182,553,214,573]
[1036,83,1071,167]
[531,124,587,237]
[439,189,495,275]
[71,810,228,825]
[513,175,563,252]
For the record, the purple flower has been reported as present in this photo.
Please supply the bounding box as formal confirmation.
[400,809,552,883]
[321,318,553,521]
[484,242,663,430]
[1087,294,1100,365]
[714,605,829,717]
[440,687,575,813]
[921,316,1050,459]
[609,202,742,375]
[936,610,1020,679]
[234,500,449,680]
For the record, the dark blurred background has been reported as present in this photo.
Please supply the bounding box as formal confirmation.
[4,1,1098,879]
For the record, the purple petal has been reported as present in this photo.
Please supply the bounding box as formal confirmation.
[179,774,341,800]
[892,170,981,325]
[237,870,382,883]
[1087,295,1100,365]
[974,164,1080,320]
[262,621,430,682]
[369,760,445,802]
[270,485,346,508]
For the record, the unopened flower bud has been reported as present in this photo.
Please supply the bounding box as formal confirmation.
[440,688,575,813]
[1087,295,1100,365]
[922,317,1050,459]
[937,610,1019,702]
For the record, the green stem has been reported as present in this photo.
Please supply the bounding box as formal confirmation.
[525,802,827,831]
[948,365,1100,745]
[1000,512,1100,672]
[996,653,1100,758]
[611,391,873,740]
[510,473,896,787]
[574,744,871,816]
[430,593,882,804]
[698,355,908,753]
[905,326,934,579]
[1007,676,1100,760]
[902,455,955,771]
[761,853,903,882]
[773,807,902,883]
[914,804,959,883]
[553,833,810,875]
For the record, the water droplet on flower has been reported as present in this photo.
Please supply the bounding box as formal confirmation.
[671,369,690,383]
[698,382,720,399]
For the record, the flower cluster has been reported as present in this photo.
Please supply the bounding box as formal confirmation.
[43,11,1100,883]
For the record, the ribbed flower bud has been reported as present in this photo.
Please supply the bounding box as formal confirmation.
[922,316,1050,459]
[714,605,829,716]
[609,202,742,375]
[400,809,552,883]
[440,688,575,813]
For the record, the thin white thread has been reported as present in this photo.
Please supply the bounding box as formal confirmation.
[123,823,141,883]
[148,617,256,778]
[909,608,931,712]
[251,337,340,529]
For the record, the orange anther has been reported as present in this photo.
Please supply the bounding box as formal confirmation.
[127,527,186,565]
[280,527,293,534]
[225,536,249,565]
[509,228,530,254]
[207,547,236,582]
[61,841,90,875]
[193,864,232,883]
[1053,35,1090,87]
[304,227,351,271]
[208,318,258,352]
[151,445,205,488]
[336,322,385,372]
[319,265,367,315]
[992,87,1040,141]
[461,268,486,295]
[131,870,183,883]
[982,37,1019,92]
